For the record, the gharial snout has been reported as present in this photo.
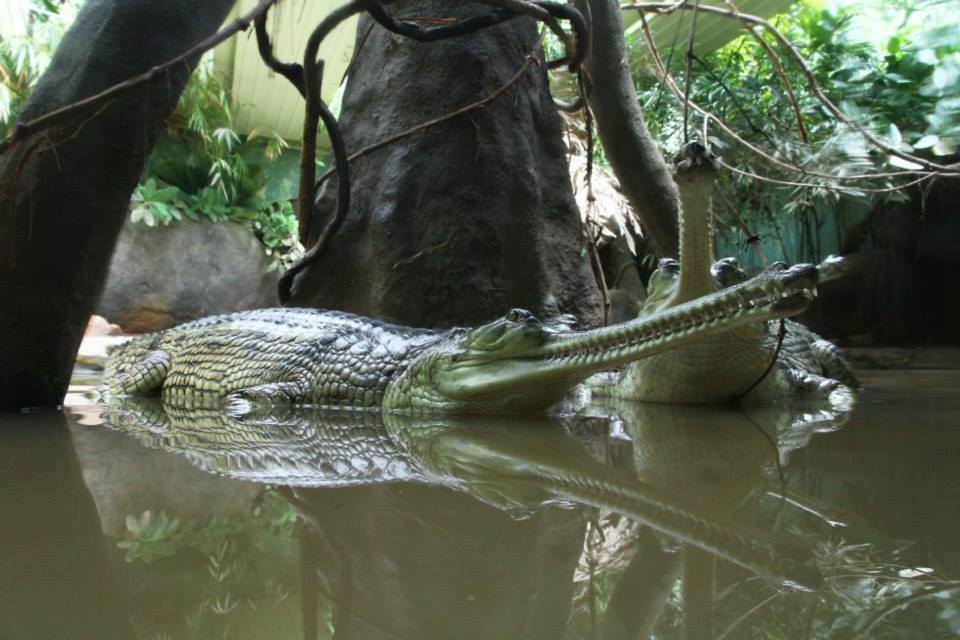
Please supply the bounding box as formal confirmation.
[766,256,846,315]
[777,261,819,285]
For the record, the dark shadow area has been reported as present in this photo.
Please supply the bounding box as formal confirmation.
[806,173,960,344]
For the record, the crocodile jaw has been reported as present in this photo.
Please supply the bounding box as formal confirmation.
[386,262,822,414]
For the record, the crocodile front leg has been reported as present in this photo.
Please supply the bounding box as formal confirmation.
[106,350,170,396]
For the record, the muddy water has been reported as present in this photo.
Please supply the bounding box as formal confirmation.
[1,366,959,639]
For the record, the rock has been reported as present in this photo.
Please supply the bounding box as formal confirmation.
[289,5,603,328]
[84,314,124,336]
[97,218,279,332]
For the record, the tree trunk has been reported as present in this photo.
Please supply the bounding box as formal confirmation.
[578,0,680,258]
[0,0,236,411]
[288,1,603,328]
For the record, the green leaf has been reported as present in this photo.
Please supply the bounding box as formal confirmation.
[130,207,148,225]
[886,123,902,146]
[932,138,957,156]
[228,208,257,223]
[888,155,923,170]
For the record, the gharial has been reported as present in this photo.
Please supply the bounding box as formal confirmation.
[99,253,840,416]
[593,142,858,405]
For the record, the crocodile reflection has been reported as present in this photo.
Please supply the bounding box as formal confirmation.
[103,397,424,487]
[103,398,823,591]
[595,398,853,522]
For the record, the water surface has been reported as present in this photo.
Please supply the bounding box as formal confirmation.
[1,363,959,639]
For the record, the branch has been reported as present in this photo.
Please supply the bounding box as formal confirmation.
[689,53,776,147]
[473,0,568,50]
[713,185,767,266]
[575,0,680,256]
[681,0,701,144]
[635,10,952,192]
[624,1,960,175]
[716,591,782,640]
[0,0,281,158]
[716,157,936,194]
[734,12,808,142]
[364,0,588,70]
[297,0,363,237]
[278,0,363,304]
[254,5,306,97]
[850,585,960,640]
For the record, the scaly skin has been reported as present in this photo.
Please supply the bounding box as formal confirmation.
[606,142,856,404]
[100,258,828,415]
[713,258,859,393]
[103,397,423,487]
[102,397,822,590]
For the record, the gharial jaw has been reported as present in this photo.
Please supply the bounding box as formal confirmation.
[384,259,834,415]
[617,254,853,405]
[673,141,719,303]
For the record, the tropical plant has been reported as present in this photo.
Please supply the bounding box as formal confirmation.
[622,0,960,265]
[111,492,307,640]
[117,510,183,563]
[138,53,307,269]
[0,2,73,135]
[1,0,309,270]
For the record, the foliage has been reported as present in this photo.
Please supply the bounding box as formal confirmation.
[626,0,960,264]
[651,539,960,640]
[254,200,302,268]
[138,54,307,269]
[129,172,303,271]
[1,1,311,270]
[130,178,189,227]
[0,2,73,135]
[113,491,308,640]
[634,0,960,157]
[118,510,182,563]
[116,492,298,564]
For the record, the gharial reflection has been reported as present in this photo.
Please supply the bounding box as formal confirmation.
[104,397,831,584]
[68,392,957,638]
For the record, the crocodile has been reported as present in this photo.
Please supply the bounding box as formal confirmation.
[99,256,834,415]
[599,142,857,404]
[101,397,823,590]
[712,257,859,394]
